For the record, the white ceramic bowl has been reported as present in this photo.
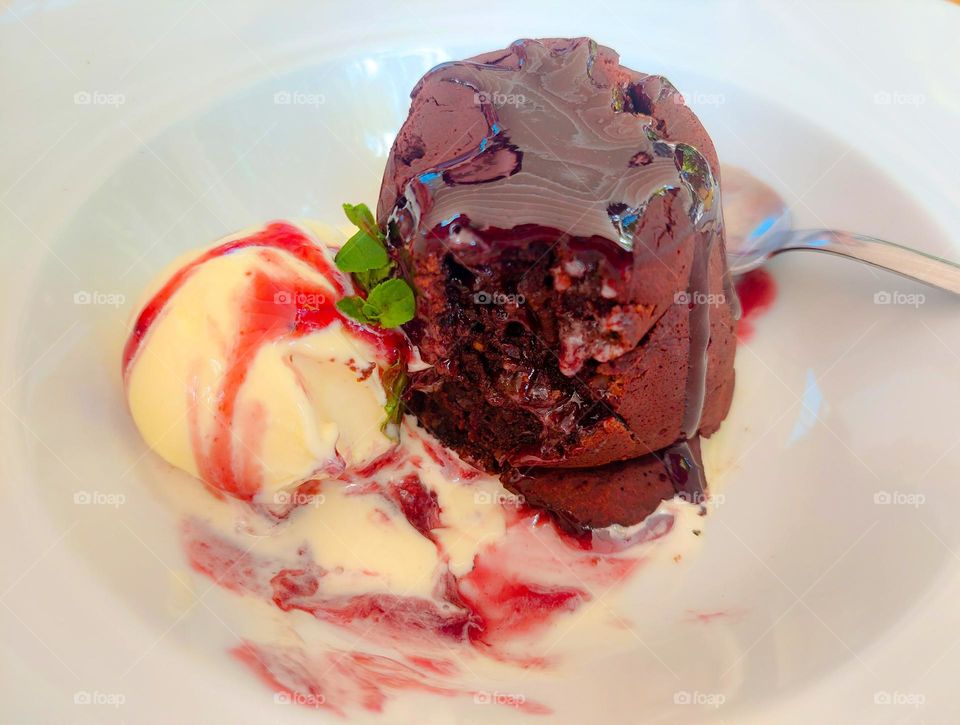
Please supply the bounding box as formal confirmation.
[2,1,960,722]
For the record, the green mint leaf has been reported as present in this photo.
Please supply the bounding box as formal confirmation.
[364,278,415,328]
[335,295,373,324]
[337,201,395,293]
[354,265,393,293]
[342,202,380,239]
[336,201,415,329]
[334,229,390,274]
[380,361,408,434]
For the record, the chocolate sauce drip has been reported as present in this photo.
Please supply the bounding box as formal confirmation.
[662,439,707,507]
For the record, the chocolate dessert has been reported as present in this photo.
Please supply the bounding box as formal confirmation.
[378,38,737,532]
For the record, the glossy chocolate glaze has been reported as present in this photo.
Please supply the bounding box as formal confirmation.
[380,39,718,245]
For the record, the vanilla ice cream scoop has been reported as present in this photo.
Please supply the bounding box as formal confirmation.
[123,221,405,501]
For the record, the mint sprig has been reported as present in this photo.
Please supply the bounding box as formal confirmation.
[381,361,408,433]
[365,278,416,327]
[334,202,415,434]
[334,202,415,329]
[335,203,393,293]
[342,202,381,239]
[335,229,389,275]
[336,278,415,328]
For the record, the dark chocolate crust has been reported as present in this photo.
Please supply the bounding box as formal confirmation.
[378,38,737,528]
[504,438,706,533]
[504,456,677,533]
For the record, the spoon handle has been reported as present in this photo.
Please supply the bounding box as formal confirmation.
[773,229,960,295]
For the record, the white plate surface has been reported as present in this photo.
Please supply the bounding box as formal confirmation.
[2,1,960,723]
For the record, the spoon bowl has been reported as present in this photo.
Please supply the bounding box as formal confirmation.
[721,165,960,294]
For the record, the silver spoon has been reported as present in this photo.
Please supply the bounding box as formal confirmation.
[721,165,960,294]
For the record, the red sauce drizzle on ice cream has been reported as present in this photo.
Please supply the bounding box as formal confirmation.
[186,268,343,499]
[123,222,346,375]
[124,222,408,499]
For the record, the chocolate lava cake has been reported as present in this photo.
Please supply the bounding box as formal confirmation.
[378,38,737,532]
